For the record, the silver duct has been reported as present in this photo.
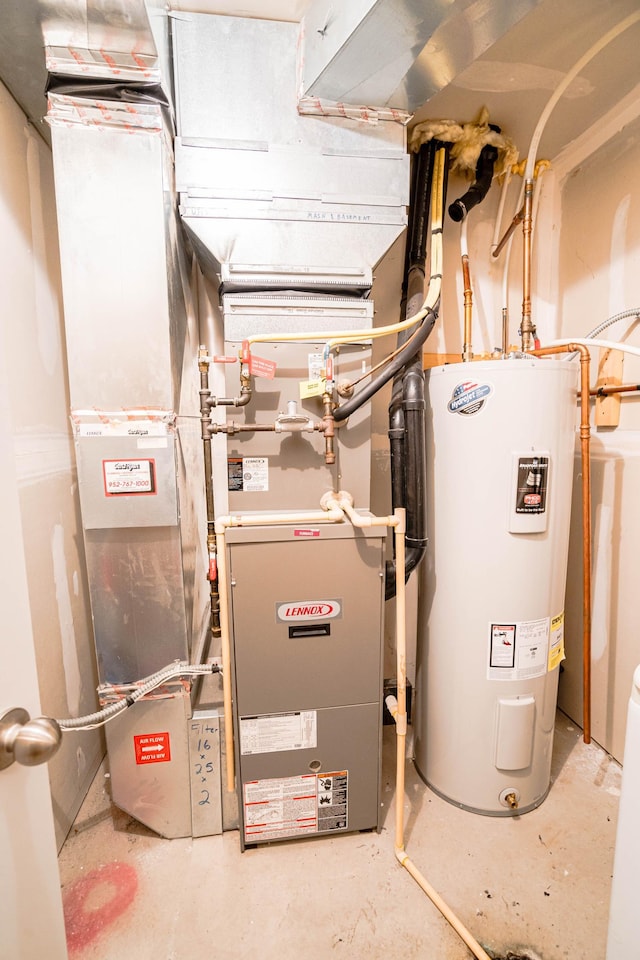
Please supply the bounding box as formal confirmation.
[47,90,218,837]
[172,13,409,286]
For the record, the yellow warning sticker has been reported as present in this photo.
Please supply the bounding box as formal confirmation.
[299,379,324,399]
[548,611,565,671]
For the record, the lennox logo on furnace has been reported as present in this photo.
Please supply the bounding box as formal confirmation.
[276,599,342,622]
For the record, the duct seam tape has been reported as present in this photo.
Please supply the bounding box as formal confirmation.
[71,409,175,439]
[297,96,411,125]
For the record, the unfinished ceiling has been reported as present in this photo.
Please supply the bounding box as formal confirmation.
[0,0,638,167]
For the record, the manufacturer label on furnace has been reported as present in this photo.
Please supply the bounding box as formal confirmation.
[276,599,342,622]
[227,456,269,492]
[243,770,348,843]
[240,710,317,755]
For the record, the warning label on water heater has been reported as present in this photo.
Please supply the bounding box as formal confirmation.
[548,612,565,671]
[488,617,550,681]
[243,770,348,843]
[515,456,549,514]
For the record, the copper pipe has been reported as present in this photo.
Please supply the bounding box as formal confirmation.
[590,383,640,397]
[492,204,525,259]
[461,254,473,362]
[521,179,536,351]
[533,344,592,743]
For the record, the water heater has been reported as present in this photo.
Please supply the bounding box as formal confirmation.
[415,357,578,815]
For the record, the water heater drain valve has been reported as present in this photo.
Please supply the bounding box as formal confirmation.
[499,787,521,810]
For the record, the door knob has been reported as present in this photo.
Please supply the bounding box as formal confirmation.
[0,707,62,771]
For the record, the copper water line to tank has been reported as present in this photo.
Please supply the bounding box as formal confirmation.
[532,343,592,744]
[590,383,640,397]
[461,220,474,362]
[520,178,536,352]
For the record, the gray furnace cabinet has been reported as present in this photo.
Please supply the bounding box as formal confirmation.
[226,521,386,849]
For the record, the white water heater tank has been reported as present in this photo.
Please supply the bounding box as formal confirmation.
[415,357,578,815]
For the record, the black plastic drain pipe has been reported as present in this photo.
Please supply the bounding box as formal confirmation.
[448,126,501,222]
[385,142,448,600]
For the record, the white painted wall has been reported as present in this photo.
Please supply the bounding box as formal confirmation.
[554,112,640,761]
[0,80,103,847]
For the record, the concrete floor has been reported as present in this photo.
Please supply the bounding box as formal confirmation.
[58,713,621,960]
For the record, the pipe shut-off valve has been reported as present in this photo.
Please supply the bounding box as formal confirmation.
[0,707,62,771]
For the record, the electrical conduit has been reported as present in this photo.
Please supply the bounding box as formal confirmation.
[57,661,218,730]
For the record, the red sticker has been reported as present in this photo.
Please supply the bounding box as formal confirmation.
[294,529,321,538]
[134,732,171,764]
[249,354,277,379]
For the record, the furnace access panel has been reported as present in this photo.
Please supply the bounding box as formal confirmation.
[226,521,386,849]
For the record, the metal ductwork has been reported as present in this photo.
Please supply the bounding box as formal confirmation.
[46,86,215,839]
[0,0,171,142]
[299,0,542,111]
[172,13,409,289]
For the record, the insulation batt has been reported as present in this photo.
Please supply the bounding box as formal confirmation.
[409,106,519,177]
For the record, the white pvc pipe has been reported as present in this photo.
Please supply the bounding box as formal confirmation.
[500,179,525,318]
[386,510,492,960]
[491,167,513,253]
[524,10,640,180]
[547,337,640,359]
[333,490,397,529]
[460,217,469,259]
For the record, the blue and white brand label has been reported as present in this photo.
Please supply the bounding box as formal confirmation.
[447,380,493,416]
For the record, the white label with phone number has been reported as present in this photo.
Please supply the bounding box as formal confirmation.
[103,459,155,495]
